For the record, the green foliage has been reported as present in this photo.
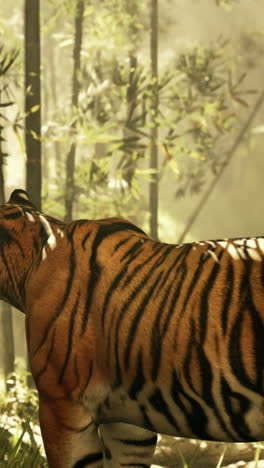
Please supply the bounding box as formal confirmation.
[0,422,46,467]
[64,39,248,217]
[39,0,252,223]
[0,372,47,467]
[0,41,24,169]
[163,39,253,197]
[0,372,39,426]
[0,42,20,158]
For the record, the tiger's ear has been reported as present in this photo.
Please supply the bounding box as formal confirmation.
[8,189,37,209]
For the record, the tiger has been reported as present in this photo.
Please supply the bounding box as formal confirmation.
[1,188,264,468]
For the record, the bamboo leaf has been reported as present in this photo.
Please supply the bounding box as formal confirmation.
[30,104,41,113]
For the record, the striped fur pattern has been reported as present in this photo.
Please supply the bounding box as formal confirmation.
[1,189,264,467]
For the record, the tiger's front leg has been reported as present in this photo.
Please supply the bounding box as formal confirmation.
[99,423,157,468]
[39,397,157,468]
[39,396,103,468]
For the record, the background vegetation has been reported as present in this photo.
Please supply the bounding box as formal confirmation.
[1,0,264,466]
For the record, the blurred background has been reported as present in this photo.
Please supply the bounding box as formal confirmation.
[1,0,264,466]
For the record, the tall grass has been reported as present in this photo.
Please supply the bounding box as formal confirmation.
[0,372,47,467]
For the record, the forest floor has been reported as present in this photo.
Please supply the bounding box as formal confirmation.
[153,436,264,468]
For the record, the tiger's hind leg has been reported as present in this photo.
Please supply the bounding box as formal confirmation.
[99,423,157,468]
[39,396,103,468]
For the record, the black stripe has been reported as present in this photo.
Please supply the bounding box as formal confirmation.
[199,250,224,344]
[121,245,174,325]
[4,211,23,220]
[171,369,210,439]
[77,422,94,433]
[1,248,17,290]
[154,244,190,297]
[139,404,156,432]
[262,253,264,288]
[149,388,180,432]
[2,205,17,212]
[238,255,252,304]
[160,261,187,337]
[104,445,112,460]
[59,293,80,383]
[151,280,175,381]
[183,319,234,438]
[242,241,253,260]
[112,246,168,384]
[251,310,264,394]
[35,327,56,383]
[116,435,157,447]
[221,260,234,335]
[124,271,163,369]
[32,223,50,269]
[113,236,131,253]
[120,240,144,262]
[102,264,129,332]
[73,452,103,467]
[66,221,81,240]
[121,465,149,468]
[122,244,165,288]
[229,257,264,393]
[112,221,147,236]
[126,246,145,264]
[128,348,145,399]
[113,245,176,372]
[34,227,77,355]
[0,224,26,256]
[221,376,252,440]
[229,301,264,395]
[45,215,65,227]
[1,248,23,310]
[100,221,147,237]
[183,318,214,404]
[33,237,40,255]
[173,252,208,345]
[81,231,91,249]
[151,248,193,380]
[81,222,146,334]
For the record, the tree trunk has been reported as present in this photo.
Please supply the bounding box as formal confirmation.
[65,0,84,222]
[25,0,41,387]
[25,0,41,209]
[149,0,159,240]
[42,58,49,184]
[48,32,62,179]
[118,51,138,186]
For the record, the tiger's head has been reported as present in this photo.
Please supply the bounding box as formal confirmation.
[0,190,56,311]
